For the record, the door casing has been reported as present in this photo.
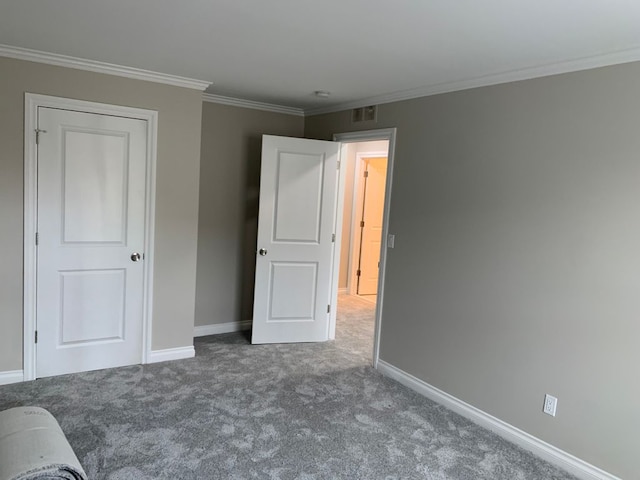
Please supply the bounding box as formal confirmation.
[23,93,158,381]
[331,128,396,368]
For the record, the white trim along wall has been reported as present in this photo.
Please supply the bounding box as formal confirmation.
[0,44,210,90]
[148,346,195,364]
[377,360,621,480]
[0,370,24,385]
[194,321,252,337]
[202,93,304,116]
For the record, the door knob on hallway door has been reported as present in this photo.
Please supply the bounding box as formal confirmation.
[259,248,268,256]
[130,252,141,262]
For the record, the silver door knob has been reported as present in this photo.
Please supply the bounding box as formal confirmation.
[131,252,141,262]
[259,248,268,256]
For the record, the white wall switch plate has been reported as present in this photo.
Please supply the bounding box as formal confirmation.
[387,234,395,248]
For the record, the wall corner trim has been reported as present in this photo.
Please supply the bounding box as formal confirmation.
[376,360,621,480]
[194,320,252,337]
[202,93,304,117]
[0,370,24,386]
[148,346,195,364]
[0,44,211,91]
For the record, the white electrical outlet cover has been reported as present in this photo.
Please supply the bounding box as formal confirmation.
[543,394,558,416]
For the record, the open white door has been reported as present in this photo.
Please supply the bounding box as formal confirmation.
[252,135,341,344]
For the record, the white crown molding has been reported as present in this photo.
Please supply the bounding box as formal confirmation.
[194,320,252,337]
[305,46,640,116]
[148,346,195,364]
[0,44,211,91]
[0,370,24,385]
[202,93,304,116]
[377,360,621,480]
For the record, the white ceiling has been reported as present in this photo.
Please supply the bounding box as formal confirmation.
[1,0,640,113]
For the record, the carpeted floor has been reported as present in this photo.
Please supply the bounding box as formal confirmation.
[0,295,577,479]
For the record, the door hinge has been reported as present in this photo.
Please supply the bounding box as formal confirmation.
[327,304,331,313]
[332,233,335,243]
[35,232,39,245]
[356,269,361,276]
[364,170,369,178]
[35,330,38,344]
[360,221,365,228]
[35,129,47,145]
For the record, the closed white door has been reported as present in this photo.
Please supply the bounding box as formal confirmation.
[36,107,147,378]
[252,135,341,344]
[357,157,387,295]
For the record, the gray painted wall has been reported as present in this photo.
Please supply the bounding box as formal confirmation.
[0,57,203,371]
[195,102,304,327]
[305,62,640,479]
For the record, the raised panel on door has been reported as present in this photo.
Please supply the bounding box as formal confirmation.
[268,262,318,321]
[252,135,340,344]
[36,107,147,378]
[273,152,324,243]
[62,129,129,244]
[59,269,126,344]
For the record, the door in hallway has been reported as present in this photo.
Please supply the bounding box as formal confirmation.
[357,157,387,295]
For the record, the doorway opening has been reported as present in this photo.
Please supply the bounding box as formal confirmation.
[249,128,396,368]
[345,148,388,302]
[332,132,394,367]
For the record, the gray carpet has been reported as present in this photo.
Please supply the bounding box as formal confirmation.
[0,295,577,479]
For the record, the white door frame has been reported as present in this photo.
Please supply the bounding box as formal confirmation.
[331,128,396,368]
[347,150,389,296]
[23,93,158,381]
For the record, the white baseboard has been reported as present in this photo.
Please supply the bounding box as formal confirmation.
[0,370,24,385]
[194,320,252,337]
[376,360,620,480]
[148,346,195,364]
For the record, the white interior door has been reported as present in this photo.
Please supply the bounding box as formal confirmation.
[252,135,341,344]
[36,107,147,378]
[357,157,387,295]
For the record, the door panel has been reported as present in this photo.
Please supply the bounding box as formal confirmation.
[36,107,147,378]
[273,152,324,242]
[252,135,340,344]
[269,262,317,320]
[62,130,128,243]
[59,269,126,344]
